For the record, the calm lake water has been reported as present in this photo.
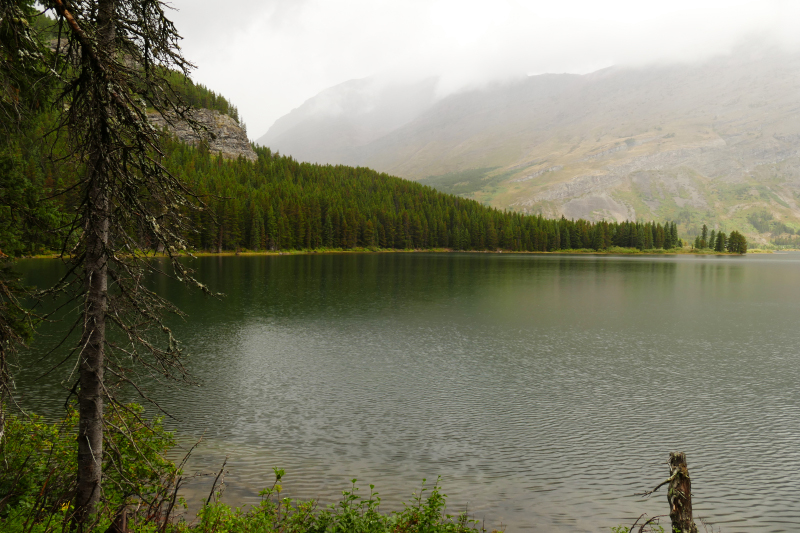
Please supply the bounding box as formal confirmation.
[17,252,800,532]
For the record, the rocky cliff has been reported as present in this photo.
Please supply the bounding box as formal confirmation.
[148,108,257,162]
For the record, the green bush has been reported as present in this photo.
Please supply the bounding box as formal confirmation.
[1,410,491,532]
[0,404,178,532]
[187,472,484,533]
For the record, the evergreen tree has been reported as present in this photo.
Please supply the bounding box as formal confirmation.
[715,232,727,252]
[636,225,646,250]
[323,212,334,248]
[727,231,748,253]
[643,223,654,249]
[249,206,263,251]
[266,206,278,250]
[38,0,208,523]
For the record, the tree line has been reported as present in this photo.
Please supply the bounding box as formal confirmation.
[4,111,750,258]
[161,70,241,123]
[694,224,748,253]
[139,136,691,254]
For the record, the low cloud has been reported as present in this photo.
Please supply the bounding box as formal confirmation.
[169,0,800,138]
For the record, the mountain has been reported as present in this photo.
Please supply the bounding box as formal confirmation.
[257,48,800,242]
[257,77,438,165]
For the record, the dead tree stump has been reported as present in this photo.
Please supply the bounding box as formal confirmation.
[668,452,698,533]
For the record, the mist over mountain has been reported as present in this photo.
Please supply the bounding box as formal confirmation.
[257,77,438,166]
[257,47,800,241]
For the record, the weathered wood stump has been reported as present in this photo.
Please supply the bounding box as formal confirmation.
[668,452,698,533]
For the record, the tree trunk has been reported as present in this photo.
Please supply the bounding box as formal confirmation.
[75,0,116,525]
[668,452,698,533]
[75,175,110,526]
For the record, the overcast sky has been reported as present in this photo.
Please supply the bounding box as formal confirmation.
[166,0,800,139]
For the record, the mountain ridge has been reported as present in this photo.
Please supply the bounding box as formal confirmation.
[257,48,800,242]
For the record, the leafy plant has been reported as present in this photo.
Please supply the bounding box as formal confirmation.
[0,405,179,532]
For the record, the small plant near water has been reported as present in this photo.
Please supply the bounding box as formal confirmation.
[193,471,484,533]
[1,408,494,532]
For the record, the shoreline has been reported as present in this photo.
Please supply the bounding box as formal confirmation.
[24,246,768,260]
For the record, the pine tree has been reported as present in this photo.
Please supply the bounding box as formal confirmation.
[249,206,263,251]
[636,225,645,250]
[323,212,334,248]
[34,0,210,523]
[591,225,603,250]
[727,231,748,253]
[715,232,727,252]
[266,206,278,250]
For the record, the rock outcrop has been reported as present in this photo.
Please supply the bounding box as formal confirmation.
[148,108,257,162]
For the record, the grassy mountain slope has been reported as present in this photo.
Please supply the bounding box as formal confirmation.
[257,48,800,243]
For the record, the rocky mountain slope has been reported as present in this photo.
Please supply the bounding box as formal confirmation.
[257,48,800,241]
[150,108,256,161]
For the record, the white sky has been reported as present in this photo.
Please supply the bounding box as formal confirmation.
[165,0,800,139]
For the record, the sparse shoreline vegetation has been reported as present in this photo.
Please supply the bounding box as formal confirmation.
[1,410,497,532]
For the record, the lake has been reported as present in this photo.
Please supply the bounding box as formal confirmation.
[17,252,800,532]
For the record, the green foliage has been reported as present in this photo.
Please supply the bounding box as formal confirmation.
[419,167,510,197]
[149,137,688,255]
[0,143,67,256]
[188,474,483,533]
[161,71,240,123]
[1,411,491,533]
[714,232,726,252]
[747,209,795,235]
[771,234,800,247]
[726,231,747,254]
[0,405,178,532]
[0,3,66,258]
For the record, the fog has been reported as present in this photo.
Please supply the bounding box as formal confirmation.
[167,0,800,139]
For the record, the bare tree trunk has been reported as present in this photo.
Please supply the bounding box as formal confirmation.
[75,0,116,525]
[668,452,698,533]
[75,175,110,526]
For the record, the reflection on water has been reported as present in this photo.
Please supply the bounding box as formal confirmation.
[17,253,800,532]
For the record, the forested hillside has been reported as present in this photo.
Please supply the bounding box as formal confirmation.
[161,70,241,123]
[8,109,744,255]
[139,136,697,253]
